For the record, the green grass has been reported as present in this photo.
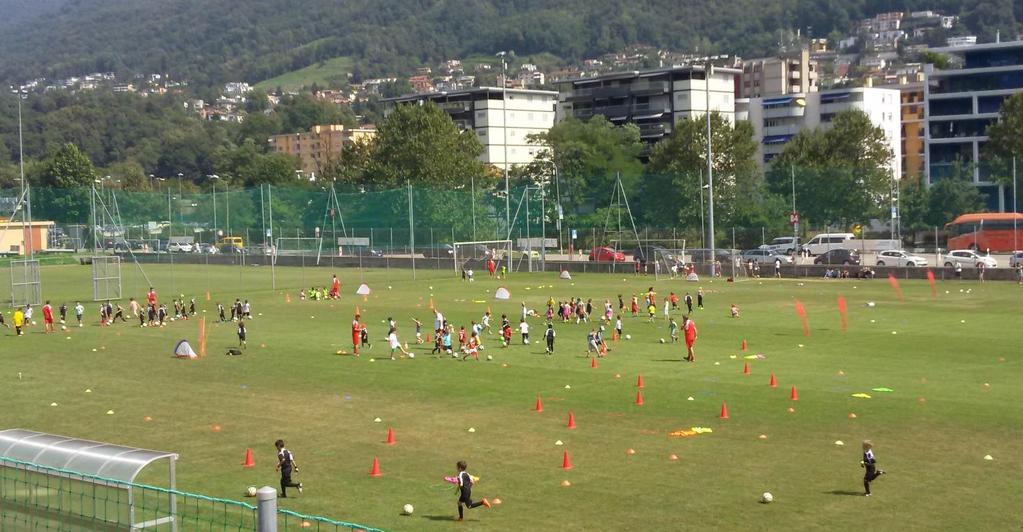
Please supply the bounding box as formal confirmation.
[255,56,353,91]
[3,264,1022,531]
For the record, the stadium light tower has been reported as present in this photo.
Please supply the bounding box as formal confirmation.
[11,86,33,258]
[496,50,512,235]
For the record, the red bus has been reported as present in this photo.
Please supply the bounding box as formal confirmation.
[945,213,1023,252]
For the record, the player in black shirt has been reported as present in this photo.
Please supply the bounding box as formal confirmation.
[274,440,303,497]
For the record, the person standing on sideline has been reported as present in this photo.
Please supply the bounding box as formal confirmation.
[978,262,986,283]
[861,440,886,496]
[330,274,341,299]
[274,440,303,498]
[454,460,490,521]
[774,257,782,278]
[682,315,697,362]
[544,323,556,355]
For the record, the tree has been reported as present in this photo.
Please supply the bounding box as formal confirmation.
[898,177,931,234]
[519,116,643,226]
[766,110,894,226]
[981,91,1023,185]
[367,102,485,187]
[926,163,986,227]
[35,143,96,223]
[41,143,96,188]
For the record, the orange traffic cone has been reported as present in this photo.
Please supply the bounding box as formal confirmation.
[535,395,544,413]
[426,333,432,343]
[790,386,799,401]
[719,402,729,419]
[385,427,396,446]
[636,374,645,388]
[562,451,573,470]
[205,290,211,302]
[743,362,750,375]
[567,412,576,429]
[591,357,598,369]
[611,330,618,342]
[369,457,382,477]
[741,339,747,351]
[635,390,644,406]
[242,448,255,468]
[769,372,777,388]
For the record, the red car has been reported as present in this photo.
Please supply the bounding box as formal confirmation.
[588,246,626,262]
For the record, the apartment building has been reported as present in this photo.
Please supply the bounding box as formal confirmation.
[736,87,902,178]
[267,125,376,178]
[898,77,926,180]
[555,65,740,143]
[740,49,818,99]
[384,87,558,169]
[924,40,1023,211]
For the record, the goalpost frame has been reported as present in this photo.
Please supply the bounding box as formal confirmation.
[452,240,513,275]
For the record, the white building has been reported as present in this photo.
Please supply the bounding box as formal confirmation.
[384,87,558,170]
[224,82,252,96]
[736,87,902,179]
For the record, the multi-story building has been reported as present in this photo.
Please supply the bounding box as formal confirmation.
[897,76,926,180]
[384,87,558,170]
[736,87,902,178]
[924,40,1023,211]
[555,65,740,144]
[267,125,376,178]
[740,49,818,99]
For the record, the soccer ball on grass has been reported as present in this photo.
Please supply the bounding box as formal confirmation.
[402,504,414,515]
[625,334,631,340]
[760,492,774,503]
[246,486,257,497]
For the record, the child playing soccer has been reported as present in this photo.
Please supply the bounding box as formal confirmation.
[13,307,24,336]
[75,301,84,327]
[432,330,444,355]
[615,315,623,340]
[647,302,656,322]
[454,461,490,521]
[730,304,740,318]
[481,311,492,335]
[443,328,453,354]
[501,322,512,347]
[684,292,694,314]
[412,318,424,344]
[461,331,480,361]
[544,323,555,354]
[218,303,226,322]
[361,323,371,352]
[519,319,529,344]
[274,439,304,497]
[697,288,705,309]
[861,440,886,496]
[388,327,408,360]
[59,302,68,323]
[630,295,639,317]
[669,318,679,343]
[237,321,247,349]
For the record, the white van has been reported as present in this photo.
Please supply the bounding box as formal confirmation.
[801,233,855,256]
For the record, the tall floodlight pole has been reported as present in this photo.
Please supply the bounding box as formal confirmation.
[208,174,219,240]
[13,88,33,258]
[791,165,798,248]
[705,62,716,273]
[497,51,511,235]
[1014,157,1018,252]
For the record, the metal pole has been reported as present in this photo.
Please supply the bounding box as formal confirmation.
[256,486,278,532]
[541,180,546,271]
[526,186,532,272]
[699,171,705,249]
[791,165,798,252]
[408,180,416,280]
[16,92,33,259]
[226,182,231,239]
[1014,157,1018,252]
[501,55,511,236]
[471,175,477,241]
[212,181,217,239]
[91,185,98,254]
[269,185,276,290]
[168,187,174,293]
[705,62,716,273]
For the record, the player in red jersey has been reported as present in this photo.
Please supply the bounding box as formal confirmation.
[682,315,698,362]
[351,314,362,356]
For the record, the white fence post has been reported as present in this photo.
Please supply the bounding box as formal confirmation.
[256,486,278,532]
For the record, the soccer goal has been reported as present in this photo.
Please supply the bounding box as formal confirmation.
[453,240,513,276]
[652,249,688,281]
[92,256,122,301]
[274,237,320,258]
[9,259,42,308]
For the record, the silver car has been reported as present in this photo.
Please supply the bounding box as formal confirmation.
[943,250,997,268]
[875,250,928,267]
[741,249,793,264]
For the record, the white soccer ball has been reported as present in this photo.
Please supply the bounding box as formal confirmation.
[31,321,37,326]
[760,492,774,503]
[659,338,665,344]
[625,334,631,340]
[446,349,453,355]
[524,339,530,344]
[408,353,415,359]
[246,486,257,497]
[61,325,67,331]
[78,324,83,328]
[487,355,493,361]
[402,503,414,515]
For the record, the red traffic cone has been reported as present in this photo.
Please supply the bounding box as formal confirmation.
[636,374,645,388]
[591,357,598,368]
[535,395,544,413]
[242,448,255,468]
[611,331,618,342]
[426,333,431,343]
[769,372,777,388]
[369,457,382,477]
[562,450,573,470]
[741,339,748,351]
[567,412,576,429]
[790,386,799,401]
[635,390,645,406]
[385,427,396,446]
[719,402,729,419]
[743,362,750,375]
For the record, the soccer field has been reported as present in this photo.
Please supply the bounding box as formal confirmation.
[3,264,1022,531]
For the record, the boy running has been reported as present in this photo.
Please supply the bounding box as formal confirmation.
[13,307,25,336]
[454,461,490,521]
[669,318,679,343]
[544,323,555,354]
[615,315,623,340]
[59,302,68,323]
[274,440,303,498]
[861,440,886,496]
[461,331,480,361]
[412,318,424,344]
[237,321,247,349]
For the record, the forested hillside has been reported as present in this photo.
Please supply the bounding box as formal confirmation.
[0,0,1019,87]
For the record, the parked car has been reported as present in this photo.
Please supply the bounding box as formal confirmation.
[741,248,794,264]
[875,249,928,267]
[943,250,997,268]
[814,248,861,265]
[1010,251,1023,268]
[167,242,193,253]
[759,236,801,254]
[420,244,455,259]
[588,246,626,262]
[686,248,736,264]
[802,233,856,256]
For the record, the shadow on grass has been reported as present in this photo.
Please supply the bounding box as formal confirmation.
[421,514,459,521]
[825,490,864,496]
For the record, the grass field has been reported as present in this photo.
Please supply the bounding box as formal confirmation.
[3,263,1022,531]
[255,56,353,91]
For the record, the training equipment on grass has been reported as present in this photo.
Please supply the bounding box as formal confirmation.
[567,412,576,429]
[535,395,544,413]
[559,270,572,280]
[173,340,198,359]
[770,372,777,388]
[760,492,774,503]
[356,283,371,296]
[562,451,573,470]
[369,457,382,477]
[837,295,849,334]
[494,287,511,300]
[242,448,255,468]
[636,375,645,388]
[888,274,904,302]
[385,427,396,445]
[402,504,414,516]
[794,299,810,337]
[790,386,799,401]
[719,402,729,419]
[743,362,750,375]
[635,390,644,406]
[591,357,598,369]
[741,339,748,351]
[10,259,42,307]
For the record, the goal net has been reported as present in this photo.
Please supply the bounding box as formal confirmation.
[652,248,748,282]
[274,237,320,257]
[453,240,513,276]
[92,256,122,301]
[10,259,42,308]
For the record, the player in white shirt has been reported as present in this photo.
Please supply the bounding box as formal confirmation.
[388,327,409,360]
[518,319,529,344]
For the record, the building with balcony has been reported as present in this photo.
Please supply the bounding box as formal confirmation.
[737,87,902,178]
[741,49,818,99]
[898,77,926,180]
[555,65,740,144]
[924,40,1023,211]
[267,125,376,178]
[384,87,558,170]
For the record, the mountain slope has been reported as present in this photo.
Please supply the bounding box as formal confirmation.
[0,0,1019,87]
